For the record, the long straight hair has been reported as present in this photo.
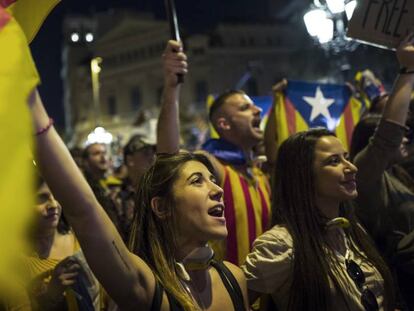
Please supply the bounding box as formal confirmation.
[272,128,394,310]
[129,152,217,311]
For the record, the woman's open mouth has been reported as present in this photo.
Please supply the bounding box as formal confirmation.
[208,204,224,218]
[341,180,356,192]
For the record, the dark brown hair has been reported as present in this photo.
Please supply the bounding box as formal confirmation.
[129,152,217,311]
[208,90,246,124]
[273,128,394,310]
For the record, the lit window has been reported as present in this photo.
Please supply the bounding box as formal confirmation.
[70,32,80,42]
[85,33,94,42]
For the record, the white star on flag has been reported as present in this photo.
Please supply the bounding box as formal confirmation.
[303,87,335,122]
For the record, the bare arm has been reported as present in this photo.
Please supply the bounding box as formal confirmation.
[382,34,414,124]
[156,41,226,183]
[264,79,287,166]
[354,35,414,179]
[29,91,155,309]
[157,40,187,154]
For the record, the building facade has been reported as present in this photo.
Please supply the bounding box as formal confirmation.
[62,9,397,147]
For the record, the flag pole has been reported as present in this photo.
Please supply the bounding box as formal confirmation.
[165,0,184,84]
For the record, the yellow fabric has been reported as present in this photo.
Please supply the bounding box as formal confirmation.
[25,260,80,311]
[101,175,122,187]
[24,238,81,311]
[1,281,31,311]
[0,7,36,288]
[354,71,372,111]
[6,0,61,43]
[337,97,364,150]
[0,0,59,290]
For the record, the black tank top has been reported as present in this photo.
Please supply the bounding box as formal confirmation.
[150,260,245,311]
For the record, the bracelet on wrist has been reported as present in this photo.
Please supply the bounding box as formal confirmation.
[399,67,414,74]
[35,118,54,136]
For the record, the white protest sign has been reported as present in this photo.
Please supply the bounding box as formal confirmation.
[347,0,414,49]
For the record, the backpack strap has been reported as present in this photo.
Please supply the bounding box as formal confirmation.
[151,279,185,311]
[150,280,164,311]
[210,260,245,311]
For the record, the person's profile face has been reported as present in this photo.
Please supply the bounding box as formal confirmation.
[171,160,227,245]
[221,94,263,144]
[126,146,156,183]
[86,144,109,173]
[312,136,358,211]
[35,183,62,230]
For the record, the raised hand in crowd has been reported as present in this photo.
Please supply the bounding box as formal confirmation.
[28,39,248,309]
[351,33,414,310]
[157,40,188,155]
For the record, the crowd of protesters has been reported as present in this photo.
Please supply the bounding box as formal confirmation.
[3,17,414,311]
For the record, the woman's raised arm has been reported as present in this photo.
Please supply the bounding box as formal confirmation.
[29,90,156,309]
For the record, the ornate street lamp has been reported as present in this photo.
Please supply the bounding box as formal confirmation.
[303,0,358,53]
[87,57,113,145]
[90,56,102,125]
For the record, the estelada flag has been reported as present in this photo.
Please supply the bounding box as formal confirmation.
[274,80,366,150]
[5,0,60,43]
[0,0,59,291]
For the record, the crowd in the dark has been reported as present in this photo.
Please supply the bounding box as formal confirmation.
[2,3,414,311]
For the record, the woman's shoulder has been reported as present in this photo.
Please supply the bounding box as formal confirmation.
[242,226,293,295]
[244,225,293,270]
[209,260,245,288]
[214,261,248,310]
[253,225,293,250]
[221,261,245,283]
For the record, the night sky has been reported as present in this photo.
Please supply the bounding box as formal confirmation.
[30,0,267,129]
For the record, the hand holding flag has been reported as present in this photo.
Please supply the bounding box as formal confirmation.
[162,40,187,88]
[271,79,288,96]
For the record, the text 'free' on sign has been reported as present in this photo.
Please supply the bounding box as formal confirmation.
[347,0,414,49]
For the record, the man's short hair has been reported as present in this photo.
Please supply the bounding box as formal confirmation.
[123,135,156,160]
[208,89,246,122]
[82,143,104,159]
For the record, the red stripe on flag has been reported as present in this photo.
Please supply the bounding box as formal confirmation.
[0,0,16,8]
[0,6,10,30]
[343,102,354,147]
[239,177,256,251]
[284,97,297,134]
[265,178,271,200]
[258,186,270,231]
[222,169,238,264]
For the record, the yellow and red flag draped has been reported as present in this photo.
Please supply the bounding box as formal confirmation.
[5,0,60,43]
[0,0,59,290]
[274,80,366,150]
